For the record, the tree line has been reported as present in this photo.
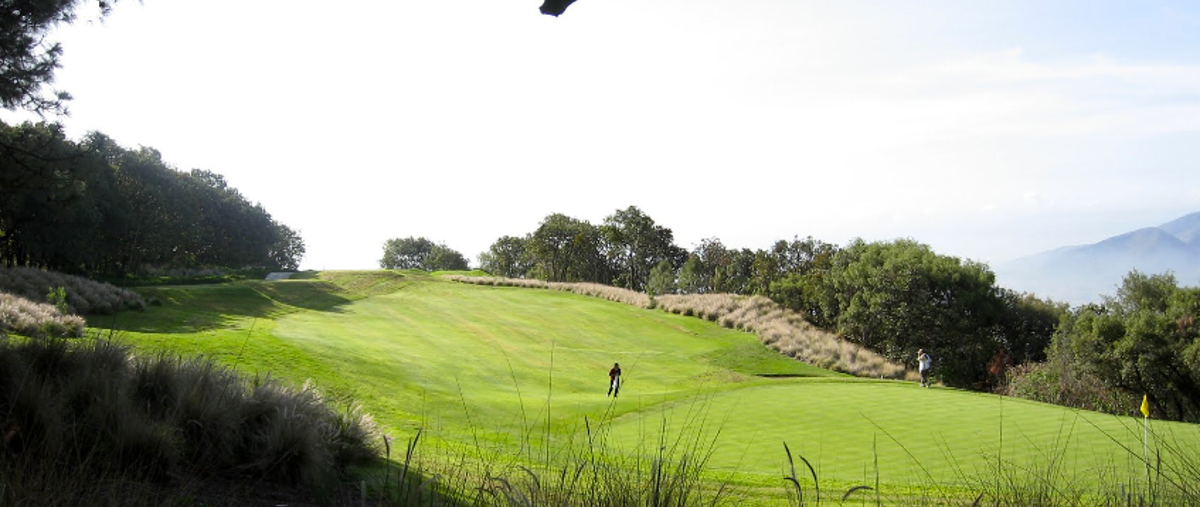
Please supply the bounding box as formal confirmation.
[0,121,305,275]
[474,207,1058,391]
[477,207,1200,422]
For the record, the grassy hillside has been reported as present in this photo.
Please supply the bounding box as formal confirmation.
[93,271,1200,504]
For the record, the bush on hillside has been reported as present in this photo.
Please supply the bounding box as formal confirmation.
[0,266,145,314]
[0,292,85,338]
[1004,361,1136,416]
[0,338,379,502]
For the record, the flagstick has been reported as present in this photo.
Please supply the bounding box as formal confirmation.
[1143,413,1150,495]
[1140,393,1151,499]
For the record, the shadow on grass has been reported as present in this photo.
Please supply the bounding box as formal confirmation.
[88,280,357,334]
[242,280,355,311]
[702,341,846,378]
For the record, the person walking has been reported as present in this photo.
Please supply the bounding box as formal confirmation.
[917,349,932,388]
[607,362,622,397]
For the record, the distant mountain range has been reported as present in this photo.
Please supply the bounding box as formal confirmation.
[994,211,1200,305]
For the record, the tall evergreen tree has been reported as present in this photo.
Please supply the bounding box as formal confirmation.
[0,0,116,114]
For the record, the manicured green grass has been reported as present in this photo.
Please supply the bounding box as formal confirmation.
[268,276,831,441]
[101,272,823,442]
[94,271,1200,503]
[604,380,1200,491]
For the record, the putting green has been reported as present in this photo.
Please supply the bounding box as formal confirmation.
[600,379,1200,490]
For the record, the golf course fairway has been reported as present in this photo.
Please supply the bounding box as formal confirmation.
[99,271,1200,501]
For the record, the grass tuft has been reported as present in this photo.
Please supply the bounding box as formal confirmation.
[0,336,380,504]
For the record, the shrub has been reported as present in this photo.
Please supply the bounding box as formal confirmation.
[0,292,85,338]
[46,286,68,314]
[1004,361,1136,415]
[0,266,145,314]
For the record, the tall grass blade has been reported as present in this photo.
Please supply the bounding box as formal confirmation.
[873,434,880,507]
[784,477,804,507]
[230,317,256,373]
[798,453,819,505]
[382,434,392,500]
[398,429,422,503]
[783,442,803,507]
[784,442,798,483]
[862,414,948,499]
[841,485,873,502]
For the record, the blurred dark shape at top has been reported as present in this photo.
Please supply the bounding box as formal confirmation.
[540,0,577,16]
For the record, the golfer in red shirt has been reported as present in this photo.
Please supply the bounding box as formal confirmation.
[607,363,621,397]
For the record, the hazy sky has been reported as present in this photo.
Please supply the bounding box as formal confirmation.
[8,0,1200,270]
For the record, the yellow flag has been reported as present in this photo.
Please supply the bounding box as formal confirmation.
[1140,394,1150,418]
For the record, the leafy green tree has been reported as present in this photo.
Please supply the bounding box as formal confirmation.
[713,248,754,294]
[676,254,706,294]
[646,259,677,296]
[771,236,837,274]
[748,249,778,296]
[426,243,469,271]
[380,237,467,271]
[821,239,1006,387]
[770,271,836,327]
[677,238,727,294]
[767,238,840,326]
[1043,272,1200,421]
[480,235,532,278]
[991,289,1064,370]
[600,206,684,291]
[270,224,306,271]
[380,237,434,270]
[526,213,607,283]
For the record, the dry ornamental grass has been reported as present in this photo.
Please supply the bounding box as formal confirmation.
[0,266,145,315]
[0,292,86,338]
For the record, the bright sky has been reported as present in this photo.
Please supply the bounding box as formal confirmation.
[9,0,1200,270]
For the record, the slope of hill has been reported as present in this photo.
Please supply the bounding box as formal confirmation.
[996,212,1200,304]
[90,271,1200,502]
[1160,211,1200,247]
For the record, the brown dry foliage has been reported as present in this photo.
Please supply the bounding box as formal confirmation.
[655,293,906,378]
[444,275,652,308]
